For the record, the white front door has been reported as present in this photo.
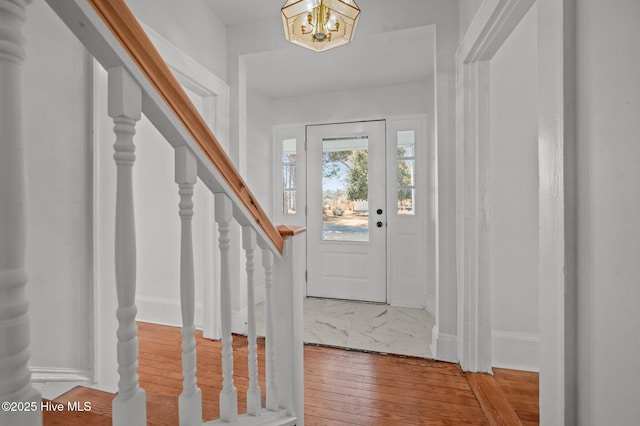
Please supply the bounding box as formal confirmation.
[306,121,387,302]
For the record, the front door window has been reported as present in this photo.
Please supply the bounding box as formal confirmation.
[322,137,370,242]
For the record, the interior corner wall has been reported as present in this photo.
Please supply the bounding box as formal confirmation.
[23,0,94,381]
[577,1,640,424]
[488,3,539,372]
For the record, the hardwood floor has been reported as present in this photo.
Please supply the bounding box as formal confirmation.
[43,322,538,425]
[492,368,539,425]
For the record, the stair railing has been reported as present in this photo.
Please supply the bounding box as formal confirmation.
[0,0,305,425]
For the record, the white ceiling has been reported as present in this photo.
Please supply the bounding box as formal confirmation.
[203,0,439,99]
[205,0,285,27]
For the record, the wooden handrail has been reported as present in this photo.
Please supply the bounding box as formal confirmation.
[277,225,307,239]
[88,0,287,253]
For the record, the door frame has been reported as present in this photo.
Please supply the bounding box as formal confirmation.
[456,0,574,424]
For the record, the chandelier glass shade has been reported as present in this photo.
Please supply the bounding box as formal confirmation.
[281,0,361,52]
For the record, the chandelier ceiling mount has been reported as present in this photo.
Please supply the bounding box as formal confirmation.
[281,0,361,52]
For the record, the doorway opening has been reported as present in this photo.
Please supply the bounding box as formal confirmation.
[267,118,435,358]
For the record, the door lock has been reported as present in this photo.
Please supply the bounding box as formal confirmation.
[376,221,383,228]
[376,209,383,215]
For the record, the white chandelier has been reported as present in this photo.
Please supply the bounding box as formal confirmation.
[281,0,361,52]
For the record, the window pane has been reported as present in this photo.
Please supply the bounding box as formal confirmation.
[322,137,369,242]
[398,188,415,215]
[282,164,297,190]
[397,130,416,215]
[398,159,415,186]
[282,138,296,162]
[282,138,297,215]
[397,130,415,157]
[283,190,296,215]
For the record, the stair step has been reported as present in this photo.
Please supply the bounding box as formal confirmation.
[43,386,112,425]
[43,386,297,426]
[45,386,178,425]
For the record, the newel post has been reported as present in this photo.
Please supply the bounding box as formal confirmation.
[0,1,42,425]
[272,226,305,424]
[108,66,146,426]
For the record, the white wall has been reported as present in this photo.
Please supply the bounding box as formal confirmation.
[126,0,227,80]
[271,80,432,126]
[458,0,483,41]
[245,89,276,304]
[432,2,462,358]
[577,1,640,424]
[247,89,275,217]
[489,4,539,371]
[23,0,93,382]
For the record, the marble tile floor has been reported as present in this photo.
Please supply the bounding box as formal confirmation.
[255,297,435,358]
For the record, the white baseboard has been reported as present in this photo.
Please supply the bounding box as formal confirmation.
[136,295,204,329]
[31,367,93,383]
[138,295,249,335]
[425,293,436,316]
[492,330,539,372]
[432,326,458,363]
[30,368,94,400]
[232,306,248,334]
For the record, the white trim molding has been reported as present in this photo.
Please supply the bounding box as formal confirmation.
[456,0,535,373]
[456,0,535,374]
[537,0,576,423]
[425,293,436,316]
[31,368,94,400]
[492,331,540,372]
[31,368,93,384]
[232,306,249,335]
[431,326,458,363]
[457,0,573,423]
[136,295,204,329]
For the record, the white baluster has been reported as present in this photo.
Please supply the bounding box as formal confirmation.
[243,226,262,416]
[0,2,41,425]
[175,147,202,425]
[108,66,146,426]
[262,249,279,411]
[214,193,238,422]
